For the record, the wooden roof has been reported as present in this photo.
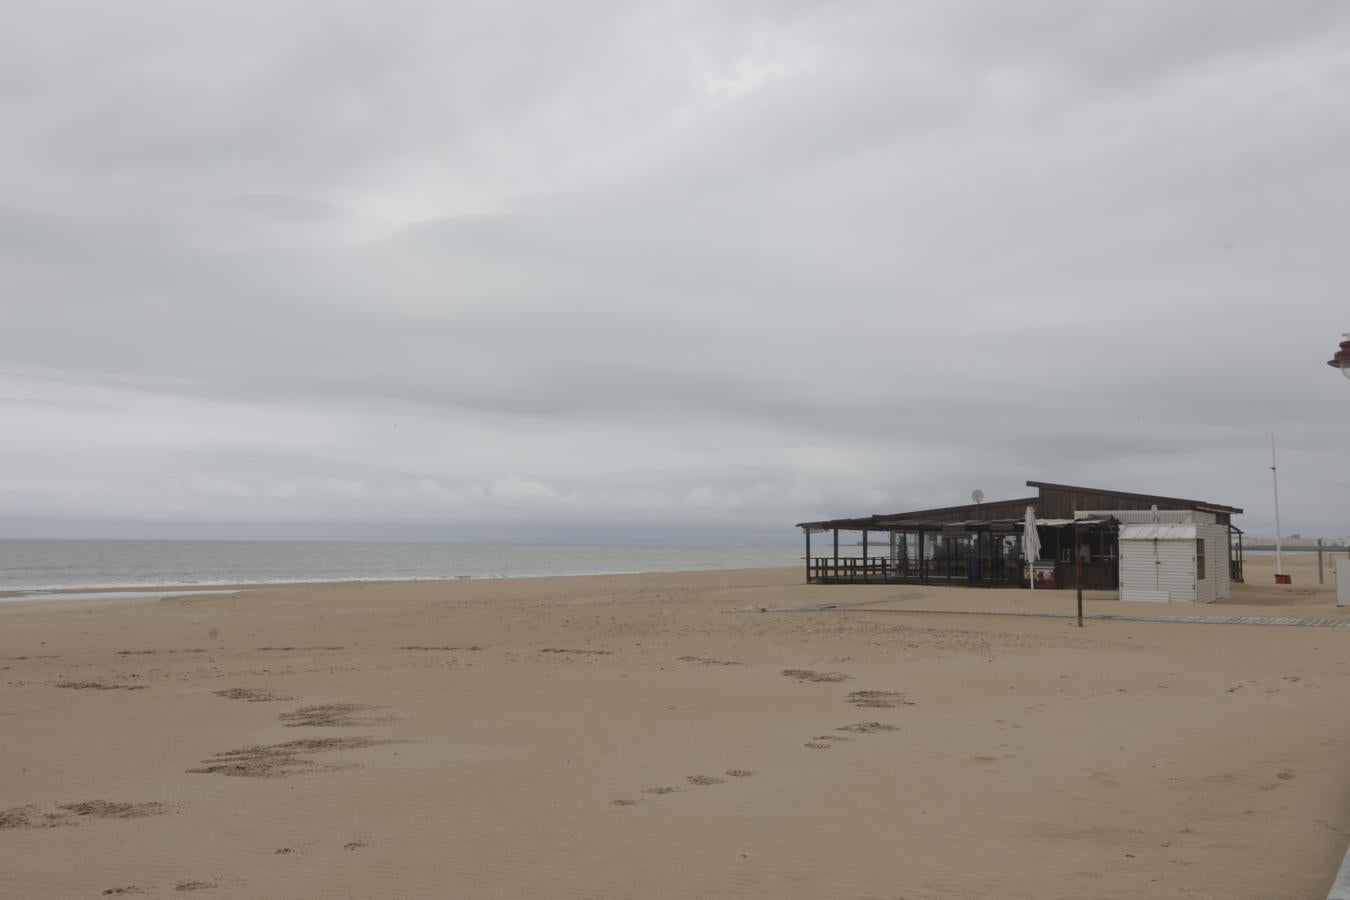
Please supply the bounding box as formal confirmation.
[796,497,1035,531]
[1026,481,1243,515]
[798,480,1242,529]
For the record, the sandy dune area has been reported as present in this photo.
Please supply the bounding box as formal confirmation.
[1,554,1348,898]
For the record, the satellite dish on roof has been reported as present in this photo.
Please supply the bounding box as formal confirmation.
[971,489,985,504]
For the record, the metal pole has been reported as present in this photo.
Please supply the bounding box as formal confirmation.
[1075,521,1084,627]
[1319,538,1324,584]
[1271,430,1284,578]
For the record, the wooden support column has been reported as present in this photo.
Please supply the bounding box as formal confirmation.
[804,528,811,583]
[1074,521,1084,627]
[833,528,839,563]
[918,528,926,583]
[982,529,990,588]
[862,530,869,583]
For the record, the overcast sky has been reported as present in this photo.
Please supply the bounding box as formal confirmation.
[2,1,1347,543]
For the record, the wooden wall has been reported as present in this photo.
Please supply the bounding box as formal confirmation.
[1036,486,1231,525]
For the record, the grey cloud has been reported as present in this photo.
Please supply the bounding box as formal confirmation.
[1,1,1347,540]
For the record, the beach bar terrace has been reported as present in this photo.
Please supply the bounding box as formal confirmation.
[797,481,1244,591]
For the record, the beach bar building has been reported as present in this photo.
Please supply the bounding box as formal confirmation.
[797,481,1243,598]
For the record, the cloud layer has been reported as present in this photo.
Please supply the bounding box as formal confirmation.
[3,1,1348,540]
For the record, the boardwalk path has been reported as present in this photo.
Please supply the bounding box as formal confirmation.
[845,607,1350,628]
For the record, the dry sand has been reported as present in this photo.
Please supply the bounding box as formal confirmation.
[1,553,1348,898]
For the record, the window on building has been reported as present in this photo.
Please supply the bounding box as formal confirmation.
[1196,539,1206,579]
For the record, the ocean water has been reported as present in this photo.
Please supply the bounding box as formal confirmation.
[0,539,802,593]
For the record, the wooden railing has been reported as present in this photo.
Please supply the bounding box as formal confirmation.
[808,556,1028,587]
[808,557,894,583]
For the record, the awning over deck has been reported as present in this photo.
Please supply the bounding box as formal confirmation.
[800,516,1114,533]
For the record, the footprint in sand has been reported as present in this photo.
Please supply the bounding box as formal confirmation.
[782,669,850,683]
[173,881,216,892]
[1,806,70,830]
[279,704,390,727]
[725,769,753,778]
[102,888,145,896]
[1262,769,1298,789]
[213,688,295,703]
[117,649,207,656]
[687,775,724,786]
[3,800,171,830]
[644,786,679,794]
[55,681,146,692]
[399,645,483,652]
[845,690,911,709]
[188,736,401,778]
[836,722,900,734]
[59,800,172,820]
[539,648,612,656]
[612,799,637,806]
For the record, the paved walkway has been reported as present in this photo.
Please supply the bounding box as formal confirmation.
[844,608,1350,628]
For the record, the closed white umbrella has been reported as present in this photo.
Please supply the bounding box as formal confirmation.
[1024,505,1041,591]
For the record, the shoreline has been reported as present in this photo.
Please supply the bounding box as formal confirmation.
[0,540,804,596]
[0,565,801,603]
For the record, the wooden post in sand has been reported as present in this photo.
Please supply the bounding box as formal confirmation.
[1318,539,1324,584]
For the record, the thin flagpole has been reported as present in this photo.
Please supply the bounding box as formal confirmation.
[1271,430,1284,578]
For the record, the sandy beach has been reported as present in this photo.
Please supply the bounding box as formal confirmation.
[2,553,1348,899]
